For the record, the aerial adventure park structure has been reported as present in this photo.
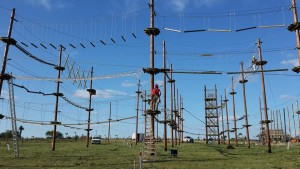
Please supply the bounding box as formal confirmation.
[0,0,300,165]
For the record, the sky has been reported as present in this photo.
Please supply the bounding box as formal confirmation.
[0,0,299,141]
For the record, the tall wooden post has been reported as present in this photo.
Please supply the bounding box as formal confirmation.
[163,41,167,151]
[174,84,177,145]
[108,102,112,144]
[259,98,265,144]
[257,39,271,153]
[135,80,141,145]
[240,62,250,148]
[169,64,174,147]
[287,106,292,138]
[177,89,180,145]
[0,8,15,97]
[52,45,64,151]
[224,90,231,147]
[291,0,300,66]
[230,77,238,146]
[86,67,94,147]
[220,95,225,144]
[292,104,297,138]
[283,108,287,142]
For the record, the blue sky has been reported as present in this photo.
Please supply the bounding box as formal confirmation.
[0,0,299,140]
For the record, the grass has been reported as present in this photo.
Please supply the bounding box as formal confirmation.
[0,139,300,169]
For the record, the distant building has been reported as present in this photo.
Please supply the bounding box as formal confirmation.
[259,129,284,143]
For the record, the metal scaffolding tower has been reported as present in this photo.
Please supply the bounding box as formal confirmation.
[7,75,19,157]
[204,85,220,144]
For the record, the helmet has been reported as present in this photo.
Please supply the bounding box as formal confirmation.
[155,84,158,88]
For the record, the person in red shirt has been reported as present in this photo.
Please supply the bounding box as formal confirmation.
[151,84,161,111]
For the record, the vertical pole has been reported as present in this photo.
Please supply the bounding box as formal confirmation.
[224,90,231,147]
[204,86,208,144]
[181,97,184,142]
[179,95,182,144]
[283,108,287,142]
[276,110,279,142]
[292,104,297,138]
[144,90,147,139]
[230,77,238,146]
[279,110,283,142]
[170,64,174,147]
[135,80,141,145]
[240,62,250,148]
[173,82,177,145]
[86,67,94,147]
[0,8,15,97]
[270,111,273,131]
[297,100,300,141]
[259,98,265,144]
[257,38,271,153]
[291,0,300,66]
[220,95,225,144]
[287,106,292,138]
[108,102,112,144]
[163,41,167,151]
[150,0,155,140]
[215,85,220,144]
[177,89,180,145]
[52,45,64,151]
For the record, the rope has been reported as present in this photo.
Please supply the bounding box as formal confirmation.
[13,83,89,110]
[60,96,88,110]
[14,43,57,67]
[13,69,143,81]
[13,83,54,96]
[4,115,136,126]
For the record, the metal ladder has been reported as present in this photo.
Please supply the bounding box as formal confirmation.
[8,77,19,158]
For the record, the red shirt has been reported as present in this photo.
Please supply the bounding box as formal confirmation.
[152,88,160,96]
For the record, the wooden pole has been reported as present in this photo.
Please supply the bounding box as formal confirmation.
[292,104,297,138]
[108,102,112,144]
[279,109,283,142]
[86,67,94,147]
[0,8,15,97]
[163,41,167,151]
[135,80,141,145]
[169,64,174,147]
[287,106,292,138]
[224,90,231,147]
[259,97,265,144]
[220,95,225,144]
[291,0,300,66]
[230,77,238,146]
[257,38,271,153]
[283,108,287,142]
[240,62,250,148]
[173,82,177,145]
[52,45,64,151]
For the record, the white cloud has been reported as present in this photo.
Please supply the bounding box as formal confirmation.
[24,0,68,11]
[121,80,136,87]
[168,0,219,12]
[280,95,297,100]
[281,59,298,67]
[74,89,127,99]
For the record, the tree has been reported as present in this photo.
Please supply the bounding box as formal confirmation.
[18,125,24,138]
[45,130,64,139]
[0,130,13,139]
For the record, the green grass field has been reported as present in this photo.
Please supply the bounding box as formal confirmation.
[0,139,300,169]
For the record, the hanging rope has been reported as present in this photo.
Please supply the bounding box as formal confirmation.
[13,83,54,96]
[4,115,136,126]
[13,69,143,81]
[13,82,89,110]
[60,95,88,110]
[14,43,57,67]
